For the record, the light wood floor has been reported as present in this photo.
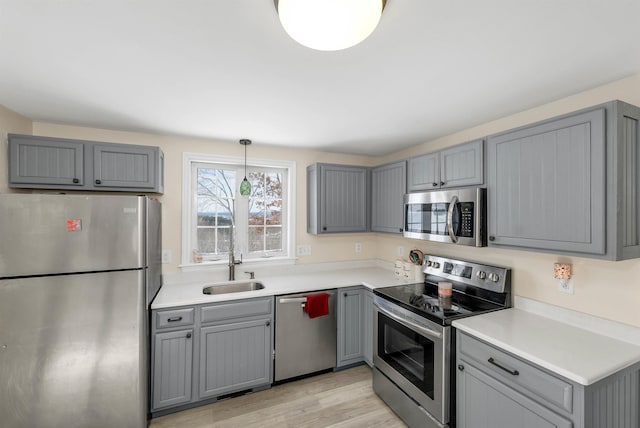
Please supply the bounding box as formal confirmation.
[150,365,407,428]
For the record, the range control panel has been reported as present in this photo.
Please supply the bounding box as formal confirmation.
[423,254,511,294]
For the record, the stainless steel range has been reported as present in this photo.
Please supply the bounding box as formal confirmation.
[372,254,511,428]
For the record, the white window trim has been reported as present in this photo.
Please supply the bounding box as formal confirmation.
[181,152,296,270]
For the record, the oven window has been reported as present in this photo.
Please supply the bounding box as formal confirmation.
[377,312,435,399]
[405,203,460,237]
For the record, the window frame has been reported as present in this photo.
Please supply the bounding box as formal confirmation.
[182,152,296,269]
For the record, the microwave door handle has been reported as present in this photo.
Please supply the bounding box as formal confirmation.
[447,195,459,244]
[374,303,443,340]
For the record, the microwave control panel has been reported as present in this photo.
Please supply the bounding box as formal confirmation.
[460,202,474,237]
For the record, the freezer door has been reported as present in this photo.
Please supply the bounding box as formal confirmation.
[0,194,146,277]
[0,270,147,428]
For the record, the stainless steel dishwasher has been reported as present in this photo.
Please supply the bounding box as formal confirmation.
[274,289,337,382]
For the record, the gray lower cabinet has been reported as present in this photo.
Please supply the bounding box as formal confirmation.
[153,329,194,409]
[8,133,164,193]
[307,163,370,234]
[407,139,483,191]
[199,318,272,399]
[457,330,640,428]
[486,100,640,260]
[151,297,274,415]
[371,161,406,234]
[362,289,374,367]
[337,286,368,367]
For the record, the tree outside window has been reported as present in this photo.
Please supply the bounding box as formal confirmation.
[192,162,287,263]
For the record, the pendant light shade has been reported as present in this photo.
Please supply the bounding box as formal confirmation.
[239,139,252,197]
[275,0,386,51]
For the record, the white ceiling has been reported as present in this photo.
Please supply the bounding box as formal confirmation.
[1,0,640,156]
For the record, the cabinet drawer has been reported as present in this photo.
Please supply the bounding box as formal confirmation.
[156,308,195,329]
[459,333,573,414]
[201,297,272,323]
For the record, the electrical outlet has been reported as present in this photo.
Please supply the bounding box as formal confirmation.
[397,246,404,257]
[296,245,312,256]
[558,278,574,294]
[355,243,362,253]
[161,250,172,264]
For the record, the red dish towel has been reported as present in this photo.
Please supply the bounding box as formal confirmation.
[304,293,330,319]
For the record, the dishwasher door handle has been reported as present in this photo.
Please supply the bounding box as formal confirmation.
[278,297,307,304]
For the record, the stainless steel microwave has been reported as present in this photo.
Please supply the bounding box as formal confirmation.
[403,187,486,246]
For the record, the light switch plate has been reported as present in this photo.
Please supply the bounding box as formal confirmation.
[296,245,312,256]
[161,250,172,264]
[355,243,362,253]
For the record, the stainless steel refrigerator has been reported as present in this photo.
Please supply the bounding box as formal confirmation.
[0,194,161,428]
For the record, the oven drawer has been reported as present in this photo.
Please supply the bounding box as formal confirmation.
[458,333,573,414]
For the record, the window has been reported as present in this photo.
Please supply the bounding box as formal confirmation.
[183,153,295,266]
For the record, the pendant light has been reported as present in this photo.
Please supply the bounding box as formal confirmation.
[239,139,252,197]
[275,0,386,51]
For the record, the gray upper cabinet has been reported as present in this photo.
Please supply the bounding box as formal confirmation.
[307,163,370,234]
[9,135,84,186]
[93,144,160,189]
[8,134,164,193]
[486,101,640,260]
[371,161,406,234]
[408,139,484,191]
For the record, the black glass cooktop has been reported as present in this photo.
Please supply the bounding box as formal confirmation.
[373,282,505,325]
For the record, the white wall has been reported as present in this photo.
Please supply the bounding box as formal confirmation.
[0,105,32,193]
[1,73,639,327]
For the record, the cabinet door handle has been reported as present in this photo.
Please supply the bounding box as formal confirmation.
[458,364,464,372]
[488,357,519,376]
[322,226,327,231]
[399,228,403,233]
[186,332,192,339]
[489,236,496,242]
[167,316,183,322]
[440,181,445,186]
[72,178,79,184]
[266,320,271,327]
[432,182,438,187]
[344,292,348,298]
[95,179,102,185]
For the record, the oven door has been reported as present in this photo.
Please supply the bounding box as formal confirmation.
[373,298,450,424]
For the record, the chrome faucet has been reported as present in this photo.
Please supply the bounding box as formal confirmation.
[228,225,242,280]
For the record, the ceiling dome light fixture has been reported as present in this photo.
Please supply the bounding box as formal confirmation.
[275,0,386,51]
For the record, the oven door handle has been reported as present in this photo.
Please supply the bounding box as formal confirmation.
[447,195,459,244]
[374,303,443,340]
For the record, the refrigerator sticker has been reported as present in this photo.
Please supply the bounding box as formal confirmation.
[66,219,82,232]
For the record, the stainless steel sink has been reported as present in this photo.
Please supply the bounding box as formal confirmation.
[202,280,265,295]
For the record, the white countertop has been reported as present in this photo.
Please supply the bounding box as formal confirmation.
[152,266,401,309]
[453,308,640,386]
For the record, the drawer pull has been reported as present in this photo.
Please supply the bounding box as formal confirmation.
[167,316,183,322]
[488,357,519,376]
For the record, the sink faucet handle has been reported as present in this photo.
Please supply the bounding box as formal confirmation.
[245,271,255,279]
